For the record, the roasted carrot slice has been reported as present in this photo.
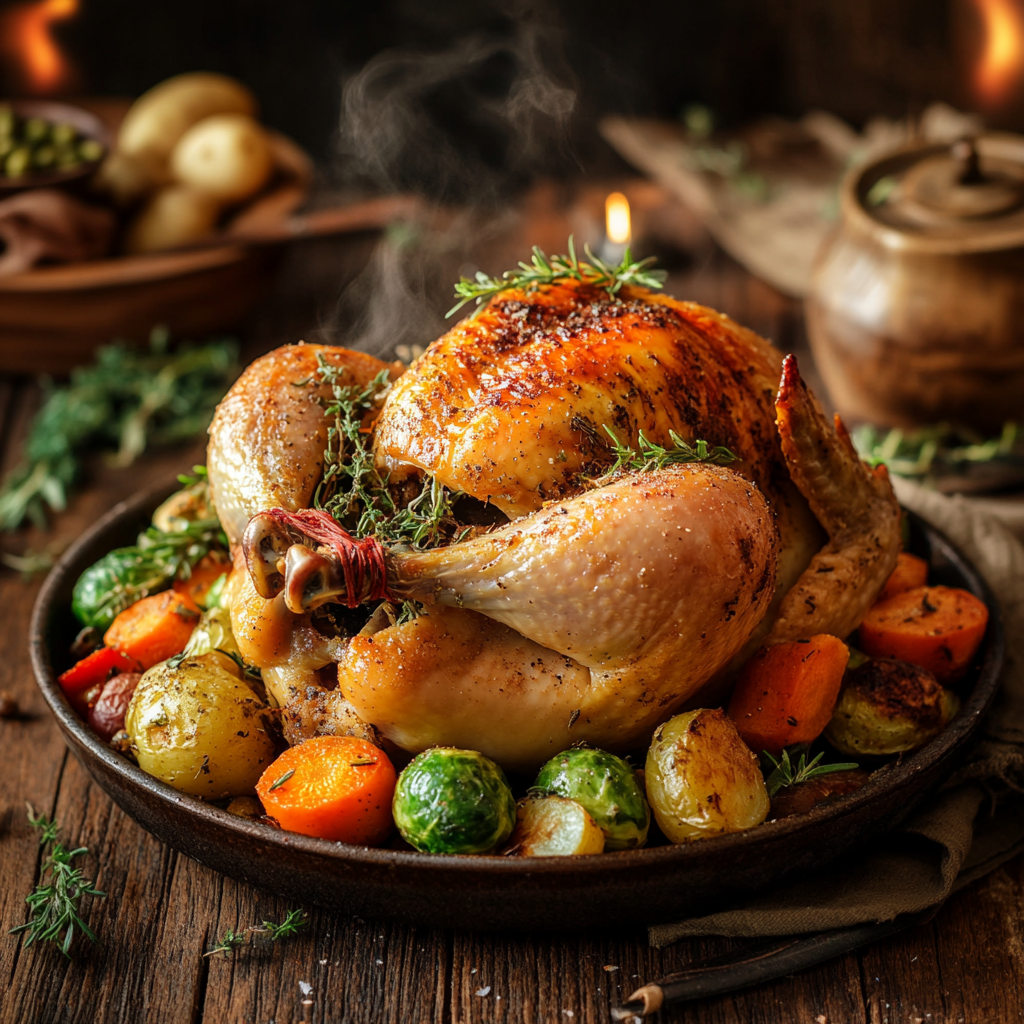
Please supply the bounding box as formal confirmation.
[103,590,201,670]
[173,553,231,607]
[256,736,397,844]
[877,551,929,603]
[58,646,142,717]
[728,634,850,756]
[859,585,989,683]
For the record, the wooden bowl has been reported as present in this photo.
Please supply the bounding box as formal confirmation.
[29,485,1004,931]
[0,99,110,194]
[0,129,312,374]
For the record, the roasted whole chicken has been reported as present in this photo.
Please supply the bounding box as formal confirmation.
[208,278,900,770]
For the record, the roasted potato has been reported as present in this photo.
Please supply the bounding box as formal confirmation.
[645,708,770,842]
[125,185,221,254]
[768,768,869,819]
[503,794,605,857]
[124,652,276,798]
[823,658,960,756]
[92,150,166,207]
[118,72,256,167]
[171,114,272,203]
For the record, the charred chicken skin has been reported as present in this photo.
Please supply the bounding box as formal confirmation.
[208,279,901,770]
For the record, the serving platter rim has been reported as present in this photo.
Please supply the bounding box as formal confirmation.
[29,481,1005,885]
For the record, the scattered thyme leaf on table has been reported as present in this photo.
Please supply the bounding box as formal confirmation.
[762,749,859,799]
[257,908,308,942]
[205,928,247,957]
[9,805,106,958]
[447,236,667,319]
[0,327,238,533]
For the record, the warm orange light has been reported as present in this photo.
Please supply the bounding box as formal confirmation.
[605,192,631,245]
[974,0,1024,106]
[1,0,79,94]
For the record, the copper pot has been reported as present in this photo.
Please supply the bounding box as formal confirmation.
[807,134,1024,431]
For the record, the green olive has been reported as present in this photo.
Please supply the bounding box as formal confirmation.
[24,117,49,143]
[393,747,516,854]
[5,147,31,178]
[533,747,650,850]
[78,138,104,162]
[34,145,55,169]
[51,122,77,147]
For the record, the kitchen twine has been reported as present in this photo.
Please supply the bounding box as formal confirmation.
[650,478,1024,946]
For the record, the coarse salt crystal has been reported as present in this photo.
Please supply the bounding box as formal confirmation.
[475,986,491,997]
[298,981,312,996]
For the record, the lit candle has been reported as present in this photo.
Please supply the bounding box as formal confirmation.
[600,191,631,264]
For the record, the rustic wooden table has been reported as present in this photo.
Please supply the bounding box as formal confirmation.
[1,196,1022,1024]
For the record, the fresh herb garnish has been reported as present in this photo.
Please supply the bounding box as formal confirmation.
[447,237,667,319]
[257,908,307,941]
[205,928,247,957]
[601,426,739,475]
[269,769,294,791]
[0,329,237,533]
[853,421,1023,485]
[762,749,859,798]
[310,356,465,552]
[10,805,106,958]
[72,516,229,631]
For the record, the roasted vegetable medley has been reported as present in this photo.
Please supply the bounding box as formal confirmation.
[58,471,989,857]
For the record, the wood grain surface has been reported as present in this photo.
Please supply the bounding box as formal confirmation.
[2,200,1022,1024]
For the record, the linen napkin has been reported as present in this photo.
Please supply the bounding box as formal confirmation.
[650,479,1024,947]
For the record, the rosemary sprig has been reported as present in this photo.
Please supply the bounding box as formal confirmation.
[762,750,859,799]
[73,516,228,631]
[447,237,668,319]
[257,908,307,941]
[601,426,739,475]
[205,928,247,957]
[10,805,106,958]
[0,329,238,533]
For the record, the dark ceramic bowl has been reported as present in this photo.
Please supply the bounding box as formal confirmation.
[0,100,109,194]
[30,484,1004,931]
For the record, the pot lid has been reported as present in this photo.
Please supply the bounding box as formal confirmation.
[847,133,1024,254]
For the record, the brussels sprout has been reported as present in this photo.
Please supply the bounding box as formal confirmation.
[503,794,605,857]
[125,653,275,798]
[393,748,516,854]
[73,547,154,630]
[823,658,960,756]
[645,708,770,842]
[533,747,650,850]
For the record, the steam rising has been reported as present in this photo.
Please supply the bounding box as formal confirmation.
[321,14,578,359]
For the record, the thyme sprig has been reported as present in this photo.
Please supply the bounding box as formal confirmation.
[601,426,739,475]
[205,909,308,956]
[310,355,464,552]
[257,908,308,941]
[10,805,106,958]
[762,750,859,799]
[205,928,247,957]
[447,237,667,319]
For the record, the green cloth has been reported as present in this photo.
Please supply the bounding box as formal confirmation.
[651,480,1024,948]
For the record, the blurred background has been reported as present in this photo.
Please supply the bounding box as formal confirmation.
[3,0,1024,553]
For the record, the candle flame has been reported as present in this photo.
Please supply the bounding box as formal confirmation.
[1,0,79,94]
[605,192,631,245]
[974,0,1024,106]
